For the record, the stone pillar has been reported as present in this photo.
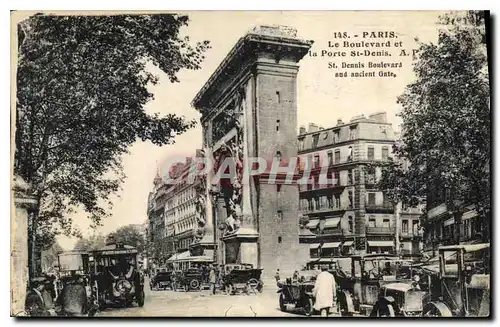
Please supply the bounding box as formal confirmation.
[11,176,38,316]
[215,197,227,264]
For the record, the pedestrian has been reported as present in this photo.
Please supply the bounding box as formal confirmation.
[312,265,337,317]
[25,276,50,316]
[292,270,299,282]
[209,265,217,295]
[274,269,280,282]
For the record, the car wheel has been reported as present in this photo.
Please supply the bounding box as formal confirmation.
[137,290,145,307]
[279,293,286,312]
[304,297,314,317]
[190,279,200,291]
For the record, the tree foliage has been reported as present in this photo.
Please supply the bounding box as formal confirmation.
[106,225,147,253]
[15,14,210,249]
[379,11,490,221]
[73,234,106,252]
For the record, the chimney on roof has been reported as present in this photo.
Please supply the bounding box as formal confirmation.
[308,123,318,133]
[336,119,344,126]
[319,126,324,130]
[368,112,388,123]
[299,126,307,135]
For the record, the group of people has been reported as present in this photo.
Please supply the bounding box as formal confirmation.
[24,275,93,317]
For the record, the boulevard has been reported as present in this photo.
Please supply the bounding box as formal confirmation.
[97,279,341,318]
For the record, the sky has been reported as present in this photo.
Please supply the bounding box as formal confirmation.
[57,11,445,250]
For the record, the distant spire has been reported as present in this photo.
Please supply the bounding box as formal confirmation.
[154,160,162,186]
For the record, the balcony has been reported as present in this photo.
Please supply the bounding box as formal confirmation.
[400,230,424,238]
[300,205,349,215]
[366,226,395,235]
[365,202,394,212]
[427,203,448,220]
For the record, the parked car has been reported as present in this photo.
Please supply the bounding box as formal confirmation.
[277,270,319,316]
[222,264,263,295]
[370,282,430,317]
[421,243,490,317]
[150,271,173,291]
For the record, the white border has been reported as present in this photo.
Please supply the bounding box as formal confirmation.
[2,1,498,326]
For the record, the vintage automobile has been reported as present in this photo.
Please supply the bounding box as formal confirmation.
[55,251,97,316]
[222,263,263,295]
[150,270,173,291]
[174,268,204,292]
[277,270,319,316]
[421,243,490,317]
[335,254,421,316]
[91,242,145,308]
[370,282,430,317]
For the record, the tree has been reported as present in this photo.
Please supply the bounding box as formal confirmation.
[379,11,490,244]
[14,14,210,270]
[73,234,107,252]
[107,225,147,253]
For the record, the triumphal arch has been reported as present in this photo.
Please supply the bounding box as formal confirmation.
[191,25,312,277]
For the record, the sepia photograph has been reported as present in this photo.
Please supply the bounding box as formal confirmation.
[10,10,491,318]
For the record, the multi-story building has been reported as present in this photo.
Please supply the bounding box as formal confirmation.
[422,186,489,255]
[164,158,199,257]
[297,112,423,260]
[146,172,168,261]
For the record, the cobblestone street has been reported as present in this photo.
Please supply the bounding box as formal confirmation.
[96,279,342,318]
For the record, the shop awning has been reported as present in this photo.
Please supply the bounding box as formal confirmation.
[367,240,394,247]
[342,241,354,247]
[166,250,191,262]
[462,209,478,221]
[322,242,341,249]
[323,218,341,228]
[309,243,320,249]
[443,218,455,227]
[306,219,319,229]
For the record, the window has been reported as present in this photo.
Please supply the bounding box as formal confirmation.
[334,150,341,164]
[276,91,280,103]
[382,219,390,228]
[368,193,376,205]
[349,126,357,140]
[312,134,320,149]
[348,216,354,233]
[367,146,375,160]
[369,217,376,227]
[276,151,282,162]
[348,191,353,208]
[327,151,333,166]
[313,154,320,168]
[277,184,282,192]
[402,220,409,233]
[298,138,304,151]
[277,210,283,220]
[276,119,280,131]
[412,220,419,234]
[333,130,340,144]
[333,171,340,186]
[278,236,282,243]
[347,146,353,161]
[382,146,389,160]
[348,169,353,184]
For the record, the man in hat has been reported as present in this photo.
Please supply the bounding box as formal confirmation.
[312,265,337,317]
[209,265,217,295]
[25,277,51,316]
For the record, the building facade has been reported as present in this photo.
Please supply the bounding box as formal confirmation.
[192,25,313,277]
[297,113,423,260]
[146,172,167,262]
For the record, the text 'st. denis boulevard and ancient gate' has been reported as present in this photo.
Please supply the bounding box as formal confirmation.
[191,26,313,277]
